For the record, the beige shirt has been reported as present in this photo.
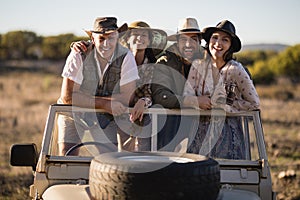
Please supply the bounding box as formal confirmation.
[183,58,260,113]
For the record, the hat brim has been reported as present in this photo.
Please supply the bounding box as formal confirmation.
[167,31,202,41]
[202,27,241,52]
[84,23,128,38]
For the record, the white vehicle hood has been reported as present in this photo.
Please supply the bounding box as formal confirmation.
[42,184,91,200]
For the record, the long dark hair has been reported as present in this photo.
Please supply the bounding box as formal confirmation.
[204,32,252,79]
[145,48,157,63]
[204,32,236,62]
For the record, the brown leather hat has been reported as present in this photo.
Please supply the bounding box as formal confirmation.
[84,17,128,37]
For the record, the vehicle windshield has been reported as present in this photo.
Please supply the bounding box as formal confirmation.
[46,105,260,161]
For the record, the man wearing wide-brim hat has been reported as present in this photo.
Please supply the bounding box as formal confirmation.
[70,20,168,152]
[151,17,205,151]
[57,17,139,155]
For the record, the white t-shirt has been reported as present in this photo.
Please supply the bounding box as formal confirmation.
[62,48,139,86]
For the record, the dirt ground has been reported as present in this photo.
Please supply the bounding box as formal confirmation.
[0,64,299,199]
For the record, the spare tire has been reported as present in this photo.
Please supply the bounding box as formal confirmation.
[89,151,220,200]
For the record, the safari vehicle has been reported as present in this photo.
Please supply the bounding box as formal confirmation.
[10,104,276,199]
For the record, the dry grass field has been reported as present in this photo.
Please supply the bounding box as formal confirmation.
[0,62,299,200]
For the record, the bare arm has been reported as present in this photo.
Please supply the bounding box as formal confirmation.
[60,79,126,115]
[182,64,212,110]
[111,80,136,106]
[59,78,74,104]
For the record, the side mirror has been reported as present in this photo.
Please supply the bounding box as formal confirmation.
[10,143,38,171]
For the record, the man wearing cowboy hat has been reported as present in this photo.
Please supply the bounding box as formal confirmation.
[151,17,205,151]
[57,17,139,155]
[70,20,168,151]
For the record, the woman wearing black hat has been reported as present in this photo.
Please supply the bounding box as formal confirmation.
[183,20,260,159]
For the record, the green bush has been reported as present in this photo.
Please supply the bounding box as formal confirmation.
[250,60,275,84]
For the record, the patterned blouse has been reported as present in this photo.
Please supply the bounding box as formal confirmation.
[183,58,260,113]
[132,57,154,104]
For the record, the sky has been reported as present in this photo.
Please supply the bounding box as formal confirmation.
[1,0,300,46]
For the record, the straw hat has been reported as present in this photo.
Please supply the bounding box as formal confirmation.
[121,21,167,55]
[168,18,202,41]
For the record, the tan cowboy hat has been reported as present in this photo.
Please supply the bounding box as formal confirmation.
[120,21,167,55]
[84,17,128,37]
[167,17,202,41]
[202,20,241,52]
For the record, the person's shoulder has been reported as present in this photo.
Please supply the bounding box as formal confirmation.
[165,43,180,55]
[65,49,87,64]
[228,59,244,69]
[122,49,138,69]
[69,49,84,57]
[156,48,179,64]
[70,44,95,62]
[228,59,252,78]
[190,58,208,73]
[193,58,208,65]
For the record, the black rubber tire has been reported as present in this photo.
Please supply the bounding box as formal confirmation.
[89,151,220,200]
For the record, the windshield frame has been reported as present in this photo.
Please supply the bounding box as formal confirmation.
[39,104,267,165]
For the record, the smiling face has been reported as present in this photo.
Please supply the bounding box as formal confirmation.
[208,31,232,61]
[92,31,119,60]
[127,29,151,51]
[177,33,200,62]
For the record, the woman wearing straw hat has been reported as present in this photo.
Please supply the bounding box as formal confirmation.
[117,21,167,151]
[183,20,260,159]
[120,21,167,122]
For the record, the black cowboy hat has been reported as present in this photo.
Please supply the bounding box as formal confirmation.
[202,20,241,52]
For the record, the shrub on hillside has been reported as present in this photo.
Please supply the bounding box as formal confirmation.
[250,60,275,84]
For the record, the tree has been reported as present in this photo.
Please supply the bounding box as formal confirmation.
[273,44,300,81]
[236,50,278,67]
[42,33,88,60]
[250,60,275,84]
[0,31,41,59]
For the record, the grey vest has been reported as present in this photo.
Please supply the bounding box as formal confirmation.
[80,44,128,96]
